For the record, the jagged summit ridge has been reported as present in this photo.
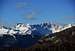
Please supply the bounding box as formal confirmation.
[0,22,74,36]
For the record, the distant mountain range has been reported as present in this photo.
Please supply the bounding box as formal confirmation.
[0,22,74,36]
[0,22,75,47]
[0,26,74,50]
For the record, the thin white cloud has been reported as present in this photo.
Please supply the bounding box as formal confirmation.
[16,2,28,9]
[22,10,38,20]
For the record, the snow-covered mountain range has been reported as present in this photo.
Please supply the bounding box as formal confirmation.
[0,22,74,37]
[0,22,75,47]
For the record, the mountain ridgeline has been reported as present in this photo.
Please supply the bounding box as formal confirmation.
[0,22,74,48]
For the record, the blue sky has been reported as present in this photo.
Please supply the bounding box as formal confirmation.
[0,0,75,27]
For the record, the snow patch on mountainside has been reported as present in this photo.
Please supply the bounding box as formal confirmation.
[15,23,32,35]
[51,24,74,33]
